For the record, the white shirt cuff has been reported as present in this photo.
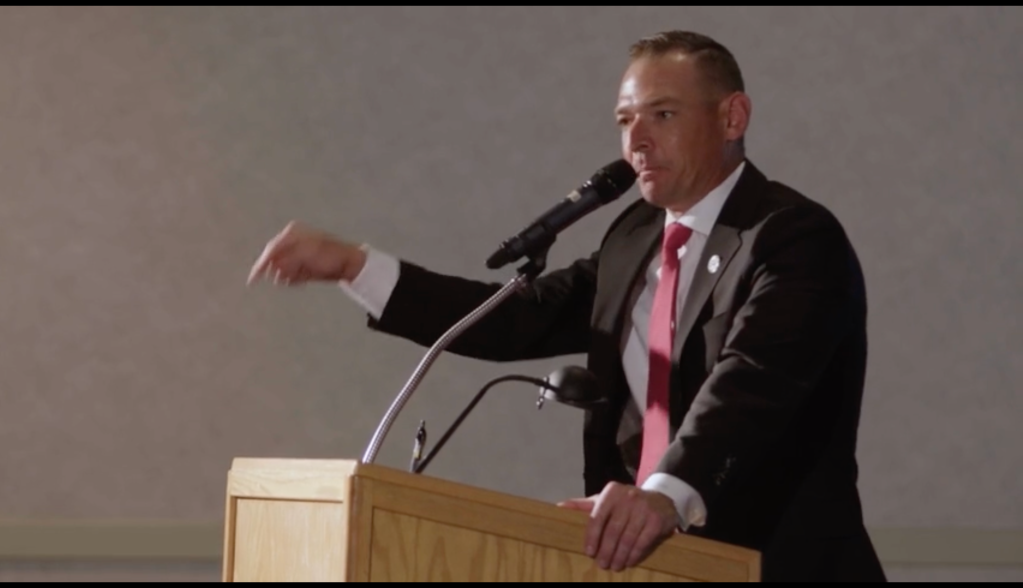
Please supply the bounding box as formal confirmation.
[641,473,707,531]
[337,244,400,320]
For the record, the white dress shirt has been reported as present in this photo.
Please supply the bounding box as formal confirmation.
[339,161,745,530]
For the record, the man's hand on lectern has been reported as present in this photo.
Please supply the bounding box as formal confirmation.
[558,482,678,572]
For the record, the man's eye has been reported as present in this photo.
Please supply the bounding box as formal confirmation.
[658,111,674,119]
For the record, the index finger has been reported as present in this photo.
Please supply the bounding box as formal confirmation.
[247,233,293,285]
[247,248,277,284]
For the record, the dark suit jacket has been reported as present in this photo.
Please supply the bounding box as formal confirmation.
[368,160,886,582]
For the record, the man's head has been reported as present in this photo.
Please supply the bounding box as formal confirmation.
[615,31,751,213]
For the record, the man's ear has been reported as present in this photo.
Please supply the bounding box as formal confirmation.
[722,92,751,142]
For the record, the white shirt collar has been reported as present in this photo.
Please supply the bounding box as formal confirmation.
[665,160,745,235]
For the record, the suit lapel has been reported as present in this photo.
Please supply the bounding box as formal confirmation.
[593,202,663,340]
[671,224,741,360]
[671,161,766,361]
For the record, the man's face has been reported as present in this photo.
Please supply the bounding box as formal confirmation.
[616,53,738,212]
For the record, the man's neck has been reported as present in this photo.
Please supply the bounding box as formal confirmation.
[666,155,744,217]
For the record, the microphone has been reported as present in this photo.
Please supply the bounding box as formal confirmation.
[485,159,638,270]
[410,366,605,475]
[536,365,607,410]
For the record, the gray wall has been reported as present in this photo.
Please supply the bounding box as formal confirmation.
[1,6,1020,581]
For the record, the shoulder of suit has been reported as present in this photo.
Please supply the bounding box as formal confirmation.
[751,175,847,236]
[737,187,857,272]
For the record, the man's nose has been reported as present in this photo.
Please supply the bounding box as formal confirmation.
[626,121,652,153]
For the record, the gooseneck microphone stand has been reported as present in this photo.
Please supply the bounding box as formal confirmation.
[360,248,550,466]
[411,374,552,475]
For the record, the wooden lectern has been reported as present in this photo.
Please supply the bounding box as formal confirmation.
[222,458,761,582]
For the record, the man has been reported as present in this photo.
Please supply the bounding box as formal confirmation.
[248,31,886,582]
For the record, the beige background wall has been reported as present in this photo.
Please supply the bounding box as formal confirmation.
[0,6,1020,581]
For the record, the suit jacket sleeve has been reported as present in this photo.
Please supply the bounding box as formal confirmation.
[657,203,865,508]
[367,252,599,362]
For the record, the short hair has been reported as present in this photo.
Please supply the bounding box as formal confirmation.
[629,30,745,99]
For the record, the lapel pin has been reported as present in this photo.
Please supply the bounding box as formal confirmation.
[708,254,721,274]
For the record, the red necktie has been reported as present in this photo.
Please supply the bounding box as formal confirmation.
[636,222,692,486]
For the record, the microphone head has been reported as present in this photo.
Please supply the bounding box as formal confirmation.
[539,366,607,409]
[588,159,638,205]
